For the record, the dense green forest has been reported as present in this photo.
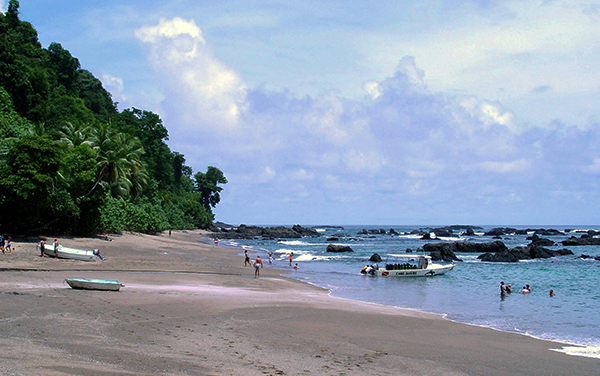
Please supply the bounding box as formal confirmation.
[0,1,227,235]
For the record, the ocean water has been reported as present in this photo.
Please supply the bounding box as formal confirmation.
[225,225,600,359]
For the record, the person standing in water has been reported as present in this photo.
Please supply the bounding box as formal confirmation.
[500,281,507,297]
[289,252,294,266]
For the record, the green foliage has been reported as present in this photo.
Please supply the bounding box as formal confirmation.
[118,108,174,192]
[99,195,169,234]
[194,166,228,212]
[0,87,32,156]
[0,4,226,234]
[47,42,80,94]
[77,69,117,120]
[0,135,65,230]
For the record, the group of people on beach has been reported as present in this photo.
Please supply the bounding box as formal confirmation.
[501,281,554,297]
[39,238,60,258]
[243,250,300,278]
[0,235,12,254]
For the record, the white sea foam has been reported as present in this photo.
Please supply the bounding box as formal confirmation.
[398,234,423,239]
[275,248,296,255]
[435,236,464,242]
[552,345,600,359]
[294,254,340,262]
[278,240,310,246]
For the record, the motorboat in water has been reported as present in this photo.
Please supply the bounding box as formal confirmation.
[360,254,456,277]
[65,278,122,291]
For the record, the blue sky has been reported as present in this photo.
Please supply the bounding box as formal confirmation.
[6,1,600,225]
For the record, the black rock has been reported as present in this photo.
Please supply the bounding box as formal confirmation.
[530,236,556,247]
[210,224,319,239]
[478,244,573,262]
[369,253,382,262]
[562,235,600,246]
[326,244,354,253]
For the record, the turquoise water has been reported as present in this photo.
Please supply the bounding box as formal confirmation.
[226,225,600,357]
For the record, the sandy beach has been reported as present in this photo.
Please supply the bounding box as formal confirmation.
[1,231,598,375]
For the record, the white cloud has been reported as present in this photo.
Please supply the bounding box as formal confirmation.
[101,74,127,103]
[478,159,531,173]
[131,16,600,224]
[135,17,247,134]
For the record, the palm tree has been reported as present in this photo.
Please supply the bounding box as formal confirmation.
[59,122,92,147]
[85,122,148,198]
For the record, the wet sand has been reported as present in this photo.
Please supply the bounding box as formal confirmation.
[0,231,598,375]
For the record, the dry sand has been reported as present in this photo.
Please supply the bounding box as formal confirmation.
[0,231,598,375]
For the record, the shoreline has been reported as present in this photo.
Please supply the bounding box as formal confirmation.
[225,237,600,357]
[1,230,599,375]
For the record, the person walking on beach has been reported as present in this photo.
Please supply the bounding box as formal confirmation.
[289,252,293,267]
[500,281,506,297]
[244,250,251,266]
[4,237,11,253]
[254,255,263,278]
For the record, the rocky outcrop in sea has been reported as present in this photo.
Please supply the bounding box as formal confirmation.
[561,235,600,246]
[326,244,354,253]
[423,240,574,263]
[478,245,573,262]
[423,241,507,262]
[210,224,319,239]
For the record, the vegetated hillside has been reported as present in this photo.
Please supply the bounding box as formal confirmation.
[0,1,226,235]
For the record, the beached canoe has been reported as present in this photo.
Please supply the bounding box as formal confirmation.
[65,278,122,291]
[37,244,100,261]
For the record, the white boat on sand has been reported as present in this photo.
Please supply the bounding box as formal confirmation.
[361,254,456,277]
[65,278,122,291]
[37,244,101,261]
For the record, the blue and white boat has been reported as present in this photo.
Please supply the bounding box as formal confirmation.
[65,278,122,291]
[37,244,101,261]
[361,254,456,277]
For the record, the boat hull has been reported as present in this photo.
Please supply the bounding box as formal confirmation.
[373,264,456,277]
[37,245,98,261]
[65,278,122,291]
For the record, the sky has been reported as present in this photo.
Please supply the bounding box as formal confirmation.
[5,0,600,226]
